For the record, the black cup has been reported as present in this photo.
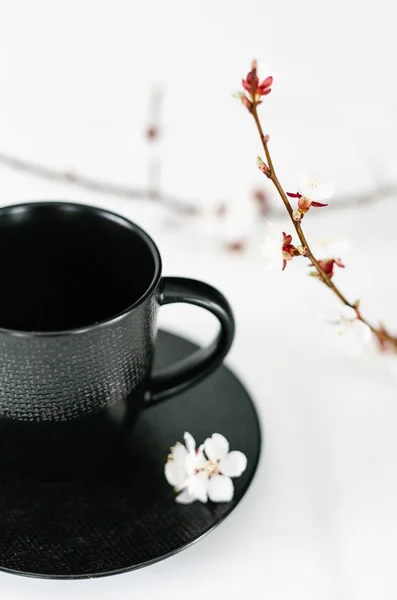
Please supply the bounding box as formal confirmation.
[0,202,234,479]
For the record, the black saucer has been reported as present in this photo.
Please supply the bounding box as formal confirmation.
[0,330,261,579]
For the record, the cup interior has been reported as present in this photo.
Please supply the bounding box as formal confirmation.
[0,202,159,332]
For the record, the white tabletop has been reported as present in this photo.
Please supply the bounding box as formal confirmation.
[1,1,397,598]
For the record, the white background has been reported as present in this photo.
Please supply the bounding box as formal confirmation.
[1,1,397,598]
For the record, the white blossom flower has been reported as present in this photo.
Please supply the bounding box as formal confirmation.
[261,222,283,271]
[165,432,247,504]
[261,222,299,271]
[298,174,335,202]
[311,238,351,261]
[324,305,372,356]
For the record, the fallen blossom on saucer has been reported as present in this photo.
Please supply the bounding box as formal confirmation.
[324,305,372,356]
[165,432,247,504]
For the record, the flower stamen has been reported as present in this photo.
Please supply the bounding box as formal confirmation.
[203,460,221,476]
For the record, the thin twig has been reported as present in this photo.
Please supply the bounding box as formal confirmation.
[250,97,393,341]
[0,150,198,215]
[252,104,354,306]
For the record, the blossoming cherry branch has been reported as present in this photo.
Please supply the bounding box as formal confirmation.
[236,60,397,354]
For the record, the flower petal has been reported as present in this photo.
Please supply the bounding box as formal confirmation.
[185,444,206,475]
[176,489,196,504]
[261,75,273,88]
[204,433,230,461]
[324,306,372,357]
[242,79,251,93]
[335,320,371,357]
[263,220,283,243]
[261,221,283,271]
[219,451,248,477]
[311,239,351,261]
[311,201,328,208]
[188,471,209,503]
[263,258,282,271]
[315,182,335,201]
[297,174,335,202]
[184,432,196,454]
[172,443,188,463]
[326,305,356,323]
[297,173,311,197]
[207,475,234,502]
[165,460,187,488]
[331,239,351,258]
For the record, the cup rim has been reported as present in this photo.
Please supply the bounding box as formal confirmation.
[0,201,162,338]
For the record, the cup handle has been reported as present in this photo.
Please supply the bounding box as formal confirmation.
[145,277,235,406]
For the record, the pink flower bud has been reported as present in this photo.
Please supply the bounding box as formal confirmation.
[309,256,346,280]
[225,240,246,253]
[257,156,270,176]
[146,126,159,141]
[242,62,273,100]
[241,96,252,110]
[375,325,397,353]
[297,196,312,212]
[292,209,302,221]
[233,91,252,110]
[252,189,269,215]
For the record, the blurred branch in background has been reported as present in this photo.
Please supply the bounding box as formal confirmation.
[0,150,198,215]
[0,148,394,219]
[145,86,163,200]
[0,84,395,224]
